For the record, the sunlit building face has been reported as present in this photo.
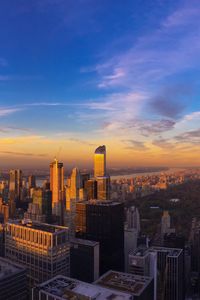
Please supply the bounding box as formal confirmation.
[94,145,106,177]
[50,158,64,216]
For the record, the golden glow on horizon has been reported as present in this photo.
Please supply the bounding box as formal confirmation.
[0,134,199,167]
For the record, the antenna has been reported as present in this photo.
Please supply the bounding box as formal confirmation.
[56,146,62,161]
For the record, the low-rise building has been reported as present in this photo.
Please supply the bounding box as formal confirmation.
[32,275,132,300]
[95,270,154,300]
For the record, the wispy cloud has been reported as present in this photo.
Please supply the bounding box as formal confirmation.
[0,151,46,157]
[0,107,23,117]
[152,138,175,149]
[0,126,30,133]
[84,2,200,92]
[68,138,96,146]
[174,128,200,144]
[122,139,149,151]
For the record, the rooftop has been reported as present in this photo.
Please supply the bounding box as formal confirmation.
[151,246,182,257]
[0,257,26,280]
[35,275,131,300]
[95,145,106,154]
[70,237,99,247]
[129,246,149,258]
[95,270,153,296]
[8,219,68,234]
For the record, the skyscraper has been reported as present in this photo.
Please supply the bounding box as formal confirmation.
[96,176,110,200]
[76,200,124,274]
[9,169,22,202]
[28,175,36,189]
[85,179,97,200]
[128,247,157,300]
[24,188,52,223]
[94,145,106,177]
[50,158,64,220]
[151,246,184,300]
[70,167,81,200]
[94,145,110,200]
[9,169,22,217]
[161,211,171,235]
[70,238,99,282]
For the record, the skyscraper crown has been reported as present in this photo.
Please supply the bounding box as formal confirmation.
[95,145,106,154]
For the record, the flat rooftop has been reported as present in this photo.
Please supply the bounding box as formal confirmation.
[0,257,26,280]
[95,270,153,296]
[70,237,99,247]
[129,246,149,257]
[8,220,68,234]
[36,275,131,300]
[151,246,182,257]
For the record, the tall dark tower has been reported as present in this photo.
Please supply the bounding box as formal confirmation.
[76,200,124,274]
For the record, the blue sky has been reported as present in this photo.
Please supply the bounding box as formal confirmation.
[0,0,200,168]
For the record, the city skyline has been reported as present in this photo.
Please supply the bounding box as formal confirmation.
[0,0,200,168]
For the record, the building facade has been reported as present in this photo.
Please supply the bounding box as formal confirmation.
[151,247,184,300]
[95,270,154,300]
[32,275,132,300]
[0,257,27,300]
[50,158,64,221]
[5,220,70,287]
[70,237,99,282]
[76,200,124,274]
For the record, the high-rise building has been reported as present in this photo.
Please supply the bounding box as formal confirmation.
[64,197,76,237]
[9,169,22,197]
[96,176,110,200]
[70,237,99,282]
[9,169,22,217]
[0,181,9,205]
[9,169,22,202]
[124,227,138,272]
[95,270,154,300]
[24,188,52,223]
[151,246,184,300]
[28,175,36,189]
[5,220,70,288]
[76,200,124,274]
[70,167,81,199]
[50,158,64,220]
[0,223,5,257]
[128,247,157,300]
[124,206,140,272]
[0,197,9,223]
[80,173,90,188]
[189,218,200,273]
[94,145,106,177]
[94,145,110,200]
[43,180,50,190]
[0,257,27,300]
[85,179,97,200]
[161,211,175,238]
[32,275,132,300]
[125,206,140,232]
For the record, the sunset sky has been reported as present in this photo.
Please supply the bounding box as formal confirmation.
[0,0,200,169]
